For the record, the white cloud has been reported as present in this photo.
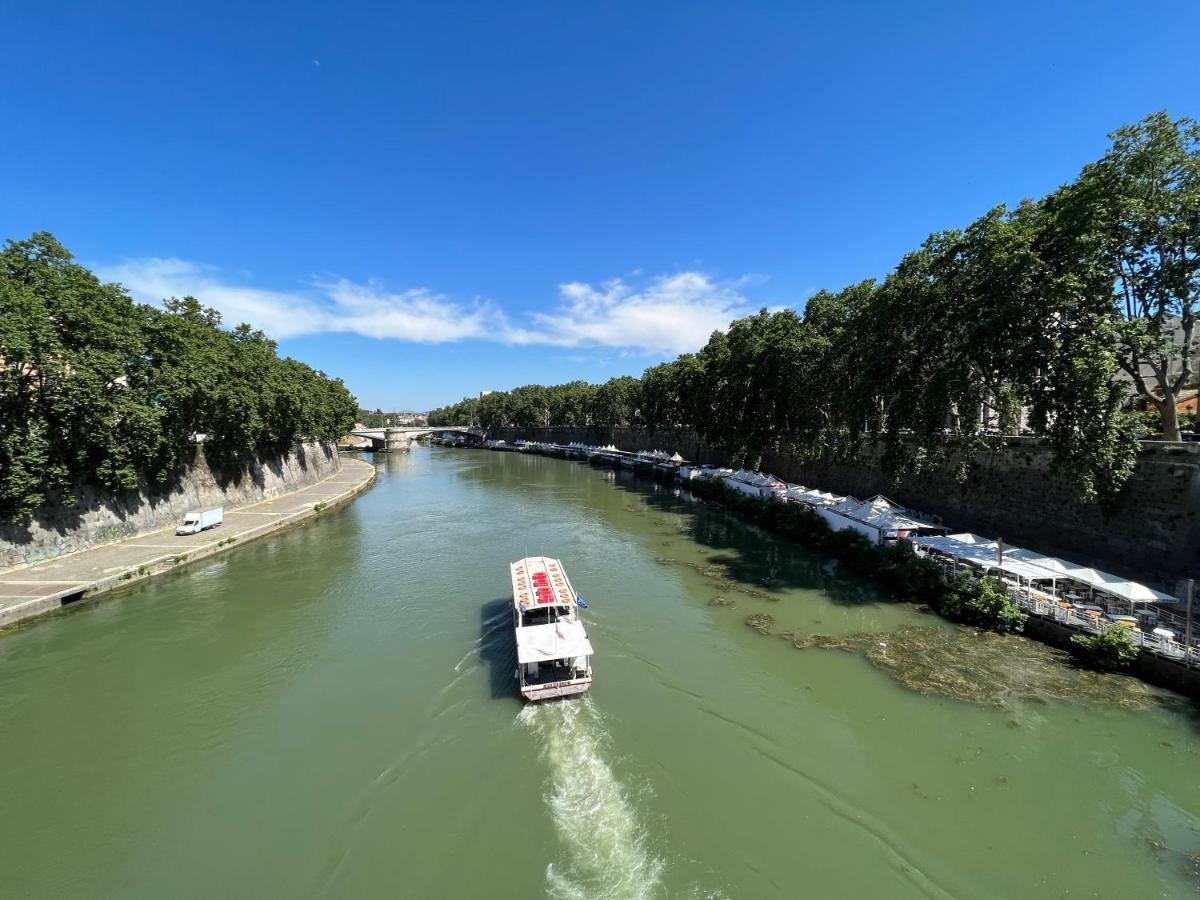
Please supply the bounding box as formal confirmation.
[99,258,501,342]
[98,259,753,353]
[314,278,504,342]
[510,272,751,354]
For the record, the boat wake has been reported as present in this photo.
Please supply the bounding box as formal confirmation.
[517,699,665,900]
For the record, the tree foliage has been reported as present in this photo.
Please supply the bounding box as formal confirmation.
[1071,623,1141,670]
[1056,111,1199,442]
[0,233,358,523]
[939,574,1028,633]
[427,395,479,427]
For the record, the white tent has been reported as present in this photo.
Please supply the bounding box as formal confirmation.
[1093,580,1176,605]
[944,532,1000,548]
[1005,549,1079,577]
[869,508,946,535]
[985,557,1064,584]
[808,490,842,507]
[784,486,842,507]
[914,534,996,556]
[841,495,894,521]
[842,496,945,535]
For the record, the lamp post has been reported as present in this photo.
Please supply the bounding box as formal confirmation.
[1185,578,1195,666]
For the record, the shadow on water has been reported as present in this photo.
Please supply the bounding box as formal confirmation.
[606,468,889,607]
[479,597,518,701]
[454,450,887,608]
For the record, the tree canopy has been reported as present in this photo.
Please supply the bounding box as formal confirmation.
[1054,111,1199,442]
[0,233,358,523]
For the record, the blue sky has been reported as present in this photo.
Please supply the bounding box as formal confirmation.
[4,1,1198,410]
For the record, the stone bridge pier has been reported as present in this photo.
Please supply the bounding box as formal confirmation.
[385,428,413,452]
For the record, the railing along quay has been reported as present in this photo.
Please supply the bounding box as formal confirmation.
[1009,589,1197,666]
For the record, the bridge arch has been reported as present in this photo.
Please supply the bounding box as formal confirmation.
[349,425,482,452]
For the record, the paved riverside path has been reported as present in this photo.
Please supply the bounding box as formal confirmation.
[0,457,376,628]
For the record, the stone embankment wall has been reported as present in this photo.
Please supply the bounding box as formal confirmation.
[0,441,342,569]
[494,426,1200,592]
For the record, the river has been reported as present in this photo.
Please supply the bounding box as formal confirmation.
[1,447,1198,898]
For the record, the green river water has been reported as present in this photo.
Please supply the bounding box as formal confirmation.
[3,448,1200,898]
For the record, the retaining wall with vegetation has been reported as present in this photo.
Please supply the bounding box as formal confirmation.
[494,426,1200,592]
[0,441,342,569]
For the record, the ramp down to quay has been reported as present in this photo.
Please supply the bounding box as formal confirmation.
[0,458,376,630]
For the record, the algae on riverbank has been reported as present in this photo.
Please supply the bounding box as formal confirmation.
[784,623,1178,711]
[745,613,775,635]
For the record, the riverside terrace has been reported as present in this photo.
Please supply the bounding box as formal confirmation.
[911,534,1193,660]
[465,439,1199,670]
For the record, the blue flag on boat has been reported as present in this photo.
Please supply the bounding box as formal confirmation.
[575,596,588,608]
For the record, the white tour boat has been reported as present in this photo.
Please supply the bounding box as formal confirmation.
[510,556,593,701]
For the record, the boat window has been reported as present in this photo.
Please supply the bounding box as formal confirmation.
[520,605,572,627]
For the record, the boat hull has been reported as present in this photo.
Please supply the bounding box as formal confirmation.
[520,677,592,702]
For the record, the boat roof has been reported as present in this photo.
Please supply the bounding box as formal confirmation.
[511,556,578,610]
[515,620,593,663]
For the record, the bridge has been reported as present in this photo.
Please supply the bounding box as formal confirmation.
[349,425,482,452]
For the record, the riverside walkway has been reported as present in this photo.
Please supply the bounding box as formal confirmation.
[0,457,376,629]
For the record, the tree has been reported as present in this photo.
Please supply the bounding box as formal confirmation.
[1071,623,1140,670]
[590,376,641,430]
[0,233,359,524]
[1065,111,1200,442]
[640,361,683,434]
[476,390,511,433]
[812,198,1141,502]
[546,381,595,428]
[695,309,827,468]
[938,574,1027,633]
[802,279,877,452]
[508,384,550,430]
[0,232,167,509]
[427,396,479,426]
